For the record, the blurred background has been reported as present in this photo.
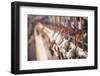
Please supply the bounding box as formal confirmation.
[28,15,88,61]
